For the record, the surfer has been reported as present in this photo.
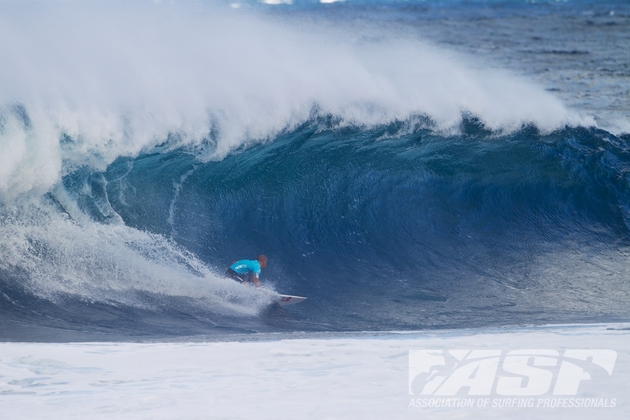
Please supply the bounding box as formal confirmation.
[225,255,267,287]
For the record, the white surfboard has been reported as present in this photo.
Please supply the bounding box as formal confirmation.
[277,294,307,306]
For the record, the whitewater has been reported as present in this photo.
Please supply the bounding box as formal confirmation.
[1,324,629,419]
[1,0,629,418]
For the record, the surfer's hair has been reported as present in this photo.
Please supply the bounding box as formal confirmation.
[257,255,268,267]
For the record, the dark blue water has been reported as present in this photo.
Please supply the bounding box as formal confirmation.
[98,120,630,329]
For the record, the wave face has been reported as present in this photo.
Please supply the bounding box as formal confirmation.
[1,0,630,340]
[3,119,630,339]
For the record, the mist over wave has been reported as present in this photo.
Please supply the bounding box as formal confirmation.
[0,0,585,196]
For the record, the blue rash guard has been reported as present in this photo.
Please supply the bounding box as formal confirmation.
[229,260,261,279]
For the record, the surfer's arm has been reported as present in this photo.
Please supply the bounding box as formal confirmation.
[252,273,261,287]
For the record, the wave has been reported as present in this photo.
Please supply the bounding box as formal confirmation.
[2,116,630,338]
[1,1,627,339]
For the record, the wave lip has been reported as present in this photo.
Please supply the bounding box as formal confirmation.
[0,0,590,196]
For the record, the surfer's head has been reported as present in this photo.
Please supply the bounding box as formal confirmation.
[257,254,267,269]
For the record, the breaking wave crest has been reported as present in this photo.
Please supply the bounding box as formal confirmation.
[0,0,587,196]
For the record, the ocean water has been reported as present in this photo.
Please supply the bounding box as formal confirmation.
[2,1,630,418]
[1,0,629,341]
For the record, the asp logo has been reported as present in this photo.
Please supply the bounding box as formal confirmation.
[409,349,617,396]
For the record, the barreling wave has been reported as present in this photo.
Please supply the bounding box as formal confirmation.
[2,115,630,338]
[1,1,628,340]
